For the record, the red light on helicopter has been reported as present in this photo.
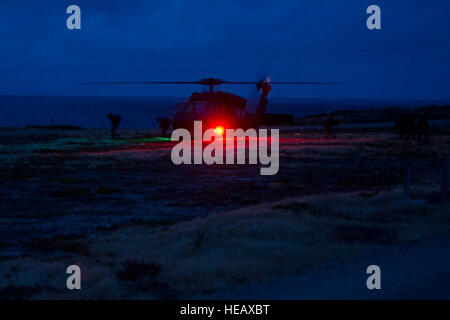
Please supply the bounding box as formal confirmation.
[214,126,224,135]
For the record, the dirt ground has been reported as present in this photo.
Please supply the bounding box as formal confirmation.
[0,122,449,299]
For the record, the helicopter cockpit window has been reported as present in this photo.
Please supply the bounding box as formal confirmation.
[194,104,206,114]
[236,109,244,120]
[174,103,193,113]
[174,104,184,113]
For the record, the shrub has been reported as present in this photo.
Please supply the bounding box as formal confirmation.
[116,259,162,282]
[52,187,91,197]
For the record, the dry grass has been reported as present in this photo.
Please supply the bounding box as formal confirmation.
[1,188,449,299]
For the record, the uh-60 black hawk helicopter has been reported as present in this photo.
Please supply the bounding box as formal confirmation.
[88,77,342,134]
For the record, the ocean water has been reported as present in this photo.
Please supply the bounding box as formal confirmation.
[1,95,448,129]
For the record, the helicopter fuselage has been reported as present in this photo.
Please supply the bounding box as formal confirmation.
[172,91,256,131]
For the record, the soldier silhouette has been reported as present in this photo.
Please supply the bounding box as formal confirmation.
[107,113,122,139]
[394,116,406,139]
[157,117,171,136]
[404,113,416,140]
[324,112,338,139]
[417,113,431,143]
[395,112,416,141]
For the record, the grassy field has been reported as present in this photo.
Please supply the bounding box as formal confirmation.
[0,124,449,299]
[1,188,449,299]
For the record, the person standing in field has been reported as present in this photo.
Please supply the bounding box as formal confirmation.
[107,113,122,139]
[417,113,431,143]
[157,117,171,137]
[324,112,338,139]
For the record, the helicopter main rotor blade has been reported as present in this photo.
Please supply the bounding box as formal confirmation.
[222,81,346,85]
[81,80,347,85]
[270,81,346,85]
[80,81,204,85]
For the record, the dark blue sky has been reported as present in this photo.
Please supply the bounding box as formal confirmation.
[0,0,449,99]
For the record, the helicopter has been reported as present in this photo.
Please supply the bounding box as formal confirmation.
[86,77,343,133]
